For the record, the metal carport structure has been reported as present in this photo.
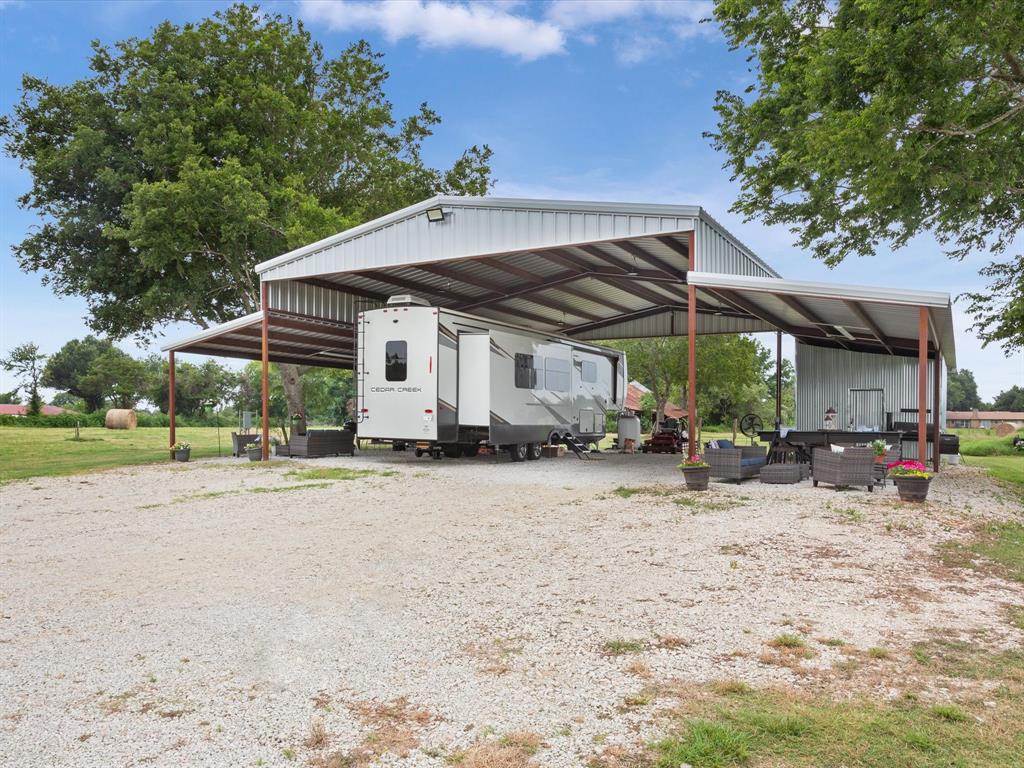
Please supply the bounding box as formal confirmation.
[163,195,955,469]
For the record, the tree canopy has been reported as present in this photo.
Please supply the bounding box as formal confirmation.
[992,385,1024,412]
[0,343,46,415]
[3,3,492,339]
[709,0,1024,351]
[946,368,983,411]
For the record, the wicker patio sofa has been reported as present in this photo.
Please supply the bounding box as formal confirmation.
[705,440,767,482]
[288,429,355,458]
[812,447,875,491]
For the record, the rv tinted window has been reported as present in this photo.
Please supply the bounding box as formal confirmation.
[581,360,597,383]
[514,353,536,389]
[545,357,570,392]
[385,340,407,381]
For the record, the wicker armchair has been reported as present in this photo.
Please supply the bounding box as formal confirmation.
[705,444,767,482]
[812,447,875,491]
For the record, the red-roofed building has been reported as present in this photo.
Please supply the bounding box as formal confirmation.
[624,381,685,419]
[0,404,67,417]
[947,410,1024,429]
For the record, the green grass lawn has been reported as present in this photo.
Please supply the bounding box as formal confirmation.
[0,426,240,483]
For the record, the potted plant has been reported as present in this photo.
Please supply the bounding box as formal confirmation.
[172,441,191,462]
[247,435,279,461]
[679,454,711,490]
[888,460,932,502]
[869,439,887,464]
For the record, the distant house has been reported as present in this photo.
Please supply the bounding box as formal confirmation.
[946,409,1024,429]
[625,380,685,420]
[0,404,67,417]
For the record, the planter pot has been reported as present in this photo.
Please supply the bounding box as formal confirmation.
[681,466,710,491]
[894,475,931,502]
[173,448,191,462]
[247,446,264,462]
[275,443,291,457]
[874,454,885,464]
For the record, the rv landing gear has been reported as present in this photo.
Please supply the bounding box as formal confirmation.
[526,443,542,461]
[508,443,529,462]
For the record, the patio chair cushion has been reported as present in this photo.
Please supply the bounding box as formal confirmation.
[740,456,766,467]
[717,439,735,449]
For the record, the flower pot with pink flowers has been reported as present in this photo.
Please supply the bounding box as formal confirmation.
[679,454,711,490]
[887,460,932,502]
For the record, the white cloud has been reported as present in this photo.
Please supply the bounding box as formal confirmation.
[298,0,716,63]
[298,0,566,61]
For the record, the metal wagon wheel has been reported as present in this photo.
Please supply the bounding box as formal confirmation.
[739,413,763,439]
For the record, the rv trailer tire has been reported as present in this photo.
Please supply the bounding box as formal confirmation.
[414,448,424,458]
[526,443,542,461]
[463,444,480,458]
[508,443,527,462]
[443,445,463,459]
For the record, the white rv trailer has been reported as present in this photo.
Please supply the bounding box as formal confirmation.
[356,296,627,460]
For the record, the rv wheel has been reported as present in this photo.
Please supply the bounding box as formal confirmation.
[414,448,424,458]
[463,444,480,458]
[526,443,542,461]
[431,447,444,460]
[443,445,463,459]
[508,443,527,462]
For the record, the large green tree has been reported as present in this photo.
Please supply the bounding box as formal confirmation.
[992,385,1024,412]
[709,0,1024,351]
[42,336,119,412]
[946,368,983,411]
[0,343,46,415]
[3,4,492,420]
[145,356,238,416]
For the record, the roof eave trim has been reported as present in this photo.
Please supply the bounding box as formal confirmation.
[160,311,263,352]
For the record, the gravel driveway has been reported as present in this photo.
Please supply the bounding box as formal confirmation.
[1,452,1021,767]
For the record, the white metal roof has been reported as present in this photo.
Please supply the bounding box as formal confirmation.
[686,271,956,367]
[255,195,779,280]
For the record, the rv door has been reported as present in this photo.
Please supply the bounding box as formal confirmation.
[458,333,490,426]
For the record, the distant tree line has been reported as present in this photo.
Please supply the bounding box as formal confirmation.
[1,336,353,426]
[946,369,1024,412]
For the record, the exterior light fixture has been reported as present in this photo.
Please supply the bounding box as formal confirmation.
[425,206,445,223]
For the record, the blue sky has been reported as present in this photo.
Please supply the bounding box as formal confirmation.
[1,0,1021,401]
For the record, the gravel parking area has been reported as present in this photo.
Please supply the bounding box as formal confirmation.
[1,451,1021,767]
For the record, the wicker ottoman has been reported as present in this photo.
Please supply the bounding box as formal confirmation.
[795,462,811,480]
[760,463,801,484]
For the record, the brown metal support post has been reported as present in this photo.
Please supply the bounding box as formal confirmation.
[168,351,176,458]
[261,281,270,462]
[917,307,928,464]
[686,230,697,453]
[932,352,941,473]
[775,330,782,429]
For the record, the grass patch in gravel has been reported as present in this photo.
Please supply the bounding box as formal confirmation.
[602,638,646,656]
[251,482,334,493]
[285,467,397,482]
[650,670,1024,768]
[940,521,1024,582]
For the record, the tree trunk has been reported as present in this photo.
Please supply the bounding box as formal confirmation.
[279,363,307,437]
[655,399,667,427]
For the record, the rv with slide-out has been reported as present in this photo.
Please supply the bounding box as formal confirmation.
[356,296,627,461]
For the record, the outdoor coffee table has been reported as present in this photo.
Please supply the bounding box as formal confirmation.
[759,463,801,484]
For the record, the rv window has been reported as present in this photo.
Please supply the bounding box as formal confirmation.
[545,357,570,392]
[385,340,407,381]
[514,353,537,389]
[580,360,597,384]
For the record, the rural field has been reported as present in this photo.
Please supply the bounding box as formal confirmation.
[1,447,1022,767]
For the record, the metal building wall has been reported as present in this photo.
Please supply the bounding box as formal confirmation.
[795,343,946,459]
[572,310,772,341]
[695,213,776,278]
[266,280,380,324]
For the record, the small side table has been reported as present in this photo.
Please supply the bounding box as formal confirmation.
[760,463,801,484]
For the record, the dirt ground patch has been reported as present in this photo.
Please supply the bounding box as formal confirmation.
[0,452,1020,766]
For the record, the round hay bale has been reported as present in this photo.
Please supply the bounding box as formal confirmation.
[993,422,1014,437]
[105,409,138,430]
